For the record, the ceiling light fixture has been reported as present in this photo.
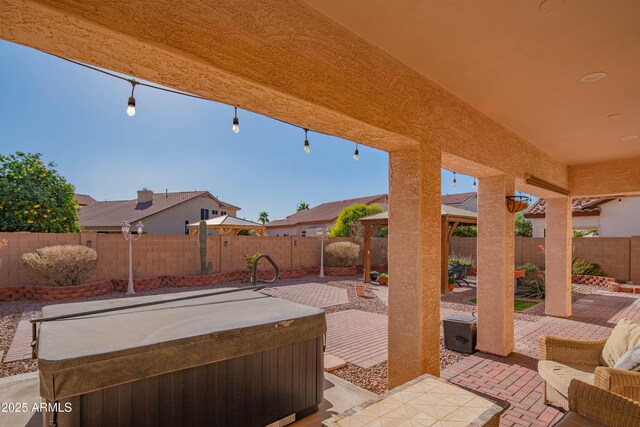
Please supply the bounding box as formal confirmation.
[353,143,359,161]
[472,178,477,190]
[580,72,607,83]
[452,172,457,188]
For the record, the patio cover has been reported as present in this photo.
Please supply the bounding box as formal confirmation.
[36,289,326,401]
[359,205,477,291]
[187,214,266,236]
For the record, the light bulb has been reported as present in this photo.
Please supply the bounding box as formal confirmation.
[619,198,622,204]
[232,107,239,133]
[126,96,136,117]
[472,180,477,190]
[452,172,457,188]
[304,140,310,154]
[353,151,359,161]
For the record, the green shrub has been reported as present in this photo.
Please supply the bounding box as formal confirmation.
[324,242,360,267]
[243,253,260,270]
[516,264,546,299]
[572,257,607,277]
[329,204,383,237]
[516,262,539,275]
[449,254,472,266]
[21,245,97,286]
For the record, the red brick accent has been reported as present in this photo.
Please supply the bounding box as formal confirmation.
[572,274,617,287]
[609,283,621,292]
[324,266,358,276]
[620,285,635,293]
[0,266,339,301]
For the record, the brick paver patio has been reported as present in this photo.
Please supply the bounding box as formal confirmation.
[325,309,388,368]
[261,282,349,308]
[3,311,36,363]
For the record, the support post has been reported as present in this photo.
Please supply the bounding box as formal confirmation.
[545,197,572,317]
[441,217,449,293]
[476,174,515,356]
[388,146,441,388]
[363,224,373,283]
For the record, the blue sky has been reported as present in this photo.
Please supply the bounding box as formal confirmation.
[0,40,478,221]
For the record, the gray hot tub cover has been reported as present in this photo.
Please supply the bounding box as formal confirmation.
[36,289,326,401]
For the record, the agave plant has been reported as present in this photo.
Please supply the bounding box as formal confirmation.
[516,266,546,299]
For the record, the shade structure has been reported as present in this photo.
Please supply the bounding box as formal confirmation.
[359,205,477,291]
[187,214,266,236]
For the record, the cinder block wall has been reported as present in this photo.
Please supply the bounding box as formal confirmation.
[450,236,637,283]
[0,232,381,287]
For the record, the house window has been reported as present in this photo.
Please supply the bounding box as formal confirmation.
[200,209,209,220]
[184,220,189,236]
[212,210,219,215]
[301,230,307,237]
[221,211,227,216]
[283,234,289,237]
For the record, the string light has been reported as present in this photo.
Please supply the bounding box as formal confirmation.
[232,107,240,134]
[303,129,310,153]
[452,172,457,188]
[472,177,477,190]
[43,53,377,159]
[126,81,137,117]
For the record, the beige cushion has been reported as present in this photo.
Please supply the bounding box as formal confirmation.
[600,318,640,368]
[553,411,607,427]
[538,360,596,398]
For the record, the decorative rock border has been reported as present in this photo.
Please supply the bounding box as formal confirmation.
[324,266,358,276]
[0,266,333,301]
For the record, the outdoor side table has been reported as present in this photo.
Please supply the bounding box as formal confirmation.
[322,374,509,427]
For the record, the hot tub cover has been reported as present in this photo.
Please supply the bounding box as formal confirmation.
[36,288,326,401]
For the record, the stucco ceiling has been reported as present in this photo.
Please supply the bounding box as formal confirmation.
[303,0,640,165]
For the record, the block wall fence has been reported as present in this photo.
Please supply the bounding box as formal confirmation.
[450,236,640,284]
[0,232,388,288]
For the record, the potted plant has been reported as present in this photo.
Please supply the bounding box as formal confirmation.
[448,276,456,292]
[370,271,380,281]
[355,283,367,297]
[378,273,389,286]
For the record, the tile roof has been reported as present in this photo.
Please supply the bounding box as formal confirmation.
[524,198,614,218]
[267,194,388,227]
[188,215,263,228]
[79,191,239,228]
[359,205,477,223]
[441,192,477,205]
[74,194,96,206]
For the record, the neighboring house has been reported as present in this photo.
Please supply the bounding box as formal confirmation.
[524,197,640,237]
[266,194,389,236]
[75,194,96,206]
[441,192,477,212]
[79,188,240,234]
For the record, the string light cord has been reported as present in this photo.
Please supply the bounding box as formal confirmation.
[47,53,344,141]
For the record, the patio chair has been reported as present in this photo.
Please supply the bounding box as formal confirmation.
[553,379,640,427]
[538,318,640,411]
[448,264,471,287]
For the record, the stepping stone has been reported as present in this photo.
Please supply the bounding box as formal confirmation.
[324,353,347,372]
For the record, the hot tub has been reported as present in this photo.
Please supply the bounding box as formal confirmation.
[35,288,326,427]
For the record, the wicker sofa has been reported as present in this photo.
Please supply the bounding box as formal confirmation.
[553,380,640,427]
[538,318,640,410]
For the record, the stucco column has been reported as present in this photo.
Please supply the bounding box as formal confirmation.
[476,174,515,356]
[545,197,572,317]
[388,146,441,388]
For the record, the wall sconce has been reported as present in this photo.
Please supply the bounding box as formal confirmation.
[506,195,530,213]
[224,240,229,247]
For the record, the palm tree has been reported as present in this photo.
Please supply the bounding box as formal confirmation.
[258,211,269,224]
[297,201,310,211]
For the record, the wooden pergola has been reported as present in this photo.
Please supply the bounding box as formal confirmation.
[187,215,266,236]
[359,205,477,292]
